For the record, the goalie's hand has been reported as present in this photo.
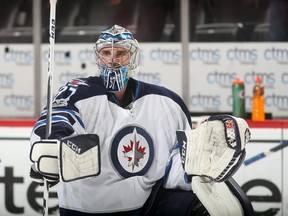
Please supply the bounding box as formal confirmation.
[29,164,59,187]
[30,139,59,187]
[177,115,251,182]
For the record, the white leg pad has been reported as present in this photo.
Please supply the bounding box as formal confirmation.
[192,176,243,216]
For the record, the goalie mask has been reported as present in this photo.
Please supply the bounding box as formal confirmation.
[94,25,140,92]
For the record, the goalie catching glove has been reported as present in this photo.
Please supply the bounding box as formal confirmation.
[177,114,251,182]
[29,134,101,186]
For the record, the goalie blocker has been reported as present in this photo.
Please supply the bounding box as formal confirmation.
[30,134,101,184]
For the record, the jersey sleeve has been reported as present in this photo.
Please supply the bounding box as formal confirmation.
[30,79,88,144]
[163,144,191,191]
[160,92,192,191]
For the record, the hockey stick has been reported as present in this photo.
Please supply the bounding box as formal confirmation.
[43,0,57,215]
[244,140,288,166]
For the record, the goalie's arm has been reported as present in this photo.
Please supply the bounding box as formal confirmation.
[32,112,80,140]
[31,82,88,142]
[163,144,192,191]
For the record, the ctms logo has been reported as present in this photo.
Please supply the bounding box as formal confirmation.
[264,47,288,64]
[150,48,181,64]
[226,47,258,64]
[189,47,220,64]
[3,47,32,65]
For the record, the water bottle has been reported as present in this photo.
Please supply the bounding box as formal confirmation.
[232,77,246,118]
[252,75,265,121]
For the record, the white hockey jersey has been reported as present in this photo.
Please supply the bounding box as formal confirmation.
[30,77,192,213]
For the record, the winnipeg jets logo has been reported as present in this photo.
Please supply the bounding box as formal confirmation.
[122,128,146,171]
[111,126,154,178]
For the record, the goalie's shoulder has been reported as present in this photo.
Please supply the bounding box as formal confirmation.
[68,76,103,89]
[136,79,182,103]
[67,76,106,96]
[135,79,191,124]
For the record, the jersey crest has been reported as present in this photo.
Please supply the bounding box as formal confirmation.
[111,125,154,178]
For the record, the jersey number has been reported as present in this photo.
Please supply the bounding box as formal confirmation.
[54,85,76,102]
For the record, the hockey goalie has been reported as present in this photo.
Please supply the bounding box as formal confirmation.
[29,24,253,216]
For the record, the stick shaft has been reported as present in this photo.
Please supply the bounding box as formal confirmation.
[244,141,288,166]
[45,0,57,139]
[44,1,57,215]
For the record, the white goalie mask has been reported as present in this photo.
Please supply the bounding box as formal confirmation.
[94,25,140,92]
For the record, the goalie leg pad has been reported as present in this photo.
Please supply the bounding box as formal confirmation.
[192,176,243,216]
[59,134,101,182]
[177,115,250,182]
